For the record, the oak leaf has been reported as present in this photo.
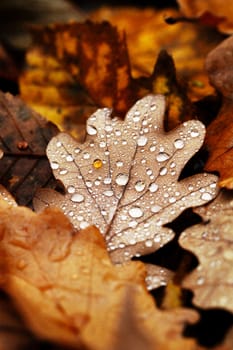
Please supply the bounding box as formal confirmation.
[179,190,233,313]
[205,35,233,188]
[34,94,218,263]
[0,198,199,350]
[0,91,59,206]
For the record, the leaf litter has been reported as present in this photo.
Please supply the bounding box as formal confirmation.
[0,197,200,350]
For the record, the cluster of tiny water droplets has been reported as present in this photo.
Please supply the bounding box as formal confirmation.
[45,95,219,262]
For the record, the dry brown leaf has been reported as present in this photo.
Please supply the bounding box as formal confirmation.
[177,0,233,34]
[204,36,233,188]
[0,198,200,350]
[179,190,233,312]
[0,91,59,206]
[34,94,218,263]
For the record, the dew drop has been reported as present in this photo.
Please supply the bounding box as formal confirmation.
[135,181,146,192]
[66,154,73,162]
[103,190,114,197]
[190,128,200,137]
[197,276,205,285]
[150,103,157,111]
[105,125,113,132]
[169,197,176,203]
[201,192,213,201]
[137,135,148,146]
[116,173,129,186]
[86,180,92,188]
[149,183,158,193]
[74,147,81,154]
[151,205,161,213]
[17,259,27,270]
[56,141,62,148]
[156,152,170,162]
[83,152,90,159]
[93,159,103,169]
[128,220,138,228]
[159,167,167,176]
[150,145,156,152]
[59,169,68,175]
[104,177,111,185]
[145,240,153,247]
[71,193,84,203]
[99,141,106,148]
[146,169,153,176]
[115,130,121,136]
[87,125,97,135]
[51,161,59,170]
[80,221,90,229]
[67,186,75,194]
[129,207,143,218]
[116,160,123,167]
[174,139,184,149]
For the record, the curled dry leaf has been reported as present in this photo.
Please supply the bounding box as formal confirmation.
[0,91,59,206]
[177,0,233,34]
[0,199,199,350]
[179,190,233,312]
[205,36,233,188]
[34,95,218,263]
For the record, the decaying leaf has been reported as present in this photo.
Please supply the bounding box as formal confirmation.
[177,0,233,34]
[34,94,218,263]
[0,198,200,350]
[204,36,233,188]
[179,190,233,312]
[0,91,59,206]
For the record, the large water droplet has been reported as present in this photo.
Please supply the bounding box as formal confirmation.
[137,135,148,146]
[156,152,170,162]
[159,167,167,176]
[135,181,146,192]
[174,139,184,149]
[129,207,143,218]
[149,183,158,193]
[71,193,84,203]
[87,125,97,135]
[201,192,213,201]
[116,173,129,186]
[51,161,59,170]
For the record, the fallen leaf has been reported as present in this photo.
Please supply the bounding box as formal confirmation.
[177,0,233,34]
[179,190,233,312]
[204,36,233,188]
[34,94,218,263]
[0,91,59,206]
[0,198,200,350]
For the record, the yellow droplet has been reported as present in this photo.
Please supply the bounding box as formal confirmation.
[93,159,103,169]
